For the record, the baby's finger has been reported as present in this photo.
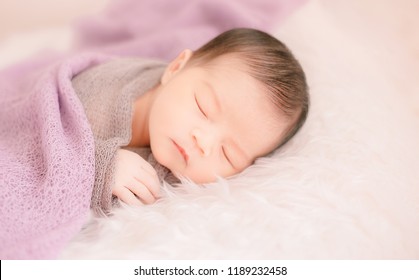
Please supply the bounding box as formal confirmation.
[127,181,156,204]
[113,186,143,206]
[134,170,161,198]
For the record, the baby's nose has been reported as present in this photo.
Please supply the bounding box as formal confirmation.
[191,128,213,157]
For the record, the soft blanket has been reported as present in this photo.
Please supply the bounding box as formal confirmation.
[0,54,107,259]
[74,0,306,60]
[0,0,304,259]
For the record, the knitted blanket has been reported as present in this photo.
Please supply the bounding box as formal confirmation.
[0,54,107,259]
[0,0,306,259]
[71,58,167,213]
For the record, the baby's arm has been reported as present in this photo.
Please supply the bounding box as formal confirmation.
[113,149,161,205]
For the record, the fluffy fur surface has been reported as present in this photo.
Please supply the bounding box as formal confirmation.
[58,0,419,259]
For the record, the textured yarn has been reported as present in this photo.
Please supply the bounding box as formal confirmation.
[0,53,106,259]
[0,54,175,258]
[71,58,170,213]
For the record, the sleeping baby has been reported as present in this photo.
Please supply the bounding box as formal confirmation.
[72,28,309,213]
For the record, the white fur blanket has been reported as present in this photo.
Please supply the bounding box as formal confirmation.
[60,0,419,259]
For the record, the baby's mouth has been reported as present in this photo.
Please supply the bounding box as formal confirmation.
[173,140,189,163]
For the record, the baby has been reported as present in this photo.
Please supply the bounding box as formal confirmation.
[72,28,309,211]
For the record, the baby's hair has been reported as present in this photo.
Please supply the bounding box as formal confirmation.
[189,28,309,149]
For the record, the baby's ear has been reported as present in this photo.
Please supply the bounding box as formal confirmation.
[161,49,193,84]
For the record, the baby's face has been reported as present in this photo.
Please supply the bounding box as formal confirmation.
[148,51,288,183]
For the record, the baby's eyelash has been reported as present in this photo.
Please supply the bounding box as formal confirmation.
[194,93,207,118]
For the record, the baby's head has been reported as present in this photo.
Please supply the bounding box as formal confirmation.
[148,28,309,183]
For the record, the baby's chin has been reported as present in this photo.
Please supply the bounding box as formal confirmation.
[150,151,183,179]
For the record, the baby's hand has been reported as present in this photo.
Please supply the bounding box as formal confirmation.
[112,149,161,206]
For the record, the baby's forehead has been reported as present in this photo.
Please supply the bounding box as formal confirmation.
[193,54,292,121]
[198,58,286,115]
